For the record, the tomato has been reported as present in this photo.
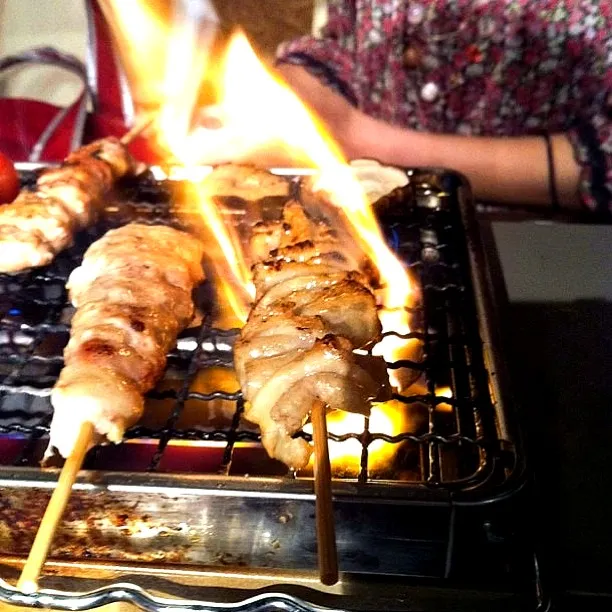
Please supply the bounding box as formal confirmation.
[0,152,20,204]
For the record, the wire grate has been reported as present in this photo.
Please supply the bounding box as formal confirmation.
[0,169,506,489]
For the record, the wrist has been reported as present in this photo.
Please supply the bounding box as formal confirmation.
[332,105,362,160]
[405,130,437,167]
[379,129,437,168]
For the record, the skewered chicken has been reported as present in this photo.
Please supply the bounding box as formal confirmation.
[47,223,205,459]
[202,161,407,211]
[249,200,340,264]
[235,202,385,469]
[0,137,137,274]
[202,163,290,202]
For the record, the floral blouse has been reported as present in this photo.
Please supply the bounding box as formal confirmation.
[277,0,612,212]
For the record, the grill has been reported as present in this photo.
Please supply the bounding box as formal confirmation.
[0,167,531,611]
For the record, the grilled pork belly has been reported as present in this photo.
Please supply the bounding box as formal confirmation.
[0,225,55,272]
[252,259,358,296]
[0,194,74,251]
[0,137,137,274]
[267,240,343,264]
[235,201,385,469]
[48,223,205,458]
[202,163,290,202]
[37,166,103,227]
[251,335,379,466]
[249,200,340,264]
[66,137,135,179]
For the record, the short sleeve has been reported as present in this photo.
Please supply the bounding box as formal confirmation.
[275,0,358,106]
[564,5,612,215]
[567,98,612,215]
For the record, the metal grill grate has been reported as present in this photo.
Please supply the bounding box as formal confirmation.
[0,169,506,489]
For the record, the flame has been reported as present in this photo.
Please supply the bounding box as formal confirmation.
[162,28,254,326]
[97,0,174,109]
[193,32,415,384]
[435,386,454,412]
[116,4,415,361]
[114,8,419,470]
[111,2,252,323]
[156,23,207,157]
[303,401,407,477]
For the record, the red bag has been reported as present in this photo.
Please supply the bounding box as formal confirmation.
[0,0,158,164]
[0,47,90,163]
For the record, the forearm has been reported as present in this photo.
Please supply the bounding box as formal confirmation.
[355,115,580,209]
[278,64,581,209]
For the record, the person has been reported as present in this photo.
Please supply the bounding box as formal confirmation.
[271,0,611,213]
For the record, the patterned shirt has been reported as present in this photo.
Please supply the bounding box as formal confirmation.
[277,0,612,212]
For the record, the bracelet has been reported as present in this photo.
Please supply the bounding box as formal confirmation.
[543,133,561,212]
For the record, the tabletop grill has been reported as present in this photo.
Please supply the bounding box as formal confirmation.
[0,168,531,612]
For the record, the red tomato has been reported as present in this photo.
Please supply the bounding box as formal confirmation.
[0,152,19,204]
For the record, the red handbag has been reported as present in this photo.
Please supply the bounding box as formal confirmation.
[0,47,90,163]
[0,0,158,164]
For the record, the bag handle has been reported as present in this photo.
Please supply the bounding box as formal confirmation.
[85,0,135,127]
[0,47,91,161]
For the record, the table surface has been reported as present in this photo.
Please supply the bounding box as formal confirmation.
[489,220,612,605]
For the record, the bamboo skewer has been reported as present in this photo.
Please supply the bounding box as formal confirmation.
[16,123,154,594]
[17,421,94,594]
[311,400,339,586]
[120,114,156,145]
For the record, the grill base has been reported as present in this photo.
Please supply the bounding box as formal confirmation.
[0,567,542,612]
[0,469,451,577]
[0,477,539,612]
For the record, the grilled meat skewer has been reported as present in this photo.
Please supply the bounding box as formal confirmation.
[202,163,290,202]
[47,223,205,459]
[235,201,385,469]
[249,201,340,265]
[0,137,138,274]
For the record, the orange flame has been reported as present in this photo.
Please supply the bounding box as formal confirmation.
[181,182,254,327]
[96,0,169,108]
[435,386,454,412]
[303,401,408,477]
[194,32,416,384]
[114,7,419,468]
[109,2,253,324]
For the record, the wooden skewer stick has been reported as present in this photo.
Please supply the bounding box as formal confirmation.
[311,400,338,586]
[120,114,156,145]
[17,421,94,594]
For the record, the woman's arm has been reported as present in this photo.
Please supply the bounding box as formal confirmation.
[357,115,581,209]
[278,64,582,210]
